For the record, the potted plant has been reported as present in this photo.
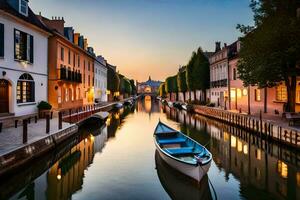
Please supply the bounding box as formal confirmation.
[37,101,52,118]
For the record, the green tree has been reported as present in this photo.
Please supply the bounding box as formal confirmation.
[119,76,132,96]
[107,67,120,96]
[237,0,300,112]
[129,79,137,95]
[186,47,210,101]
[177,69,187,101]
[158,83,166,97]
[165,75,178,101]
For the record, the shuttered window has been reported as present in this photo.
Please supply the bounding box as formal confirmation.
[14,29,33,63]
[0,23,4,57]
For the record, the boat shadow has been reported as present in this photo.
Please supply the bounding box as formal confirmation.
[155,150,213,200]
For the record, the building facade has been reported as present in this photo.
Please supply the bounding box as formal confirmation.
[209,42,229,108]
[94,56,107,102]
[38,16,95,110]
[137,76,161,94]
[0,0,50,116]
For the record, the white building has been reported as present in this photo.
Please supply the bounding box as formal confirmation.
[0,0,50,116]
[209,42,229,108]
[94,56,107,102]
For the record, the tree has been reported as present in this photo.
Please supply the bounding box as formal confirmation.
[237,0,300,112]
[177,69,187,101]
[186,47,210,101]
[165,75,178,101]
[119,76,132,96]
[158,83,166,97]
[107,67,120,97]
[129,79,137,95]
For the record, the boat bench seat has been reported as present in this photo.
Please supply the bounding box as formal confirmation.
[165,147,196,155]
[158,138,186,145]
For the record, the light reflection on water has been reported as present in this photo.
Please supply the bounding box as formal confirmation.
[1,96,299,200]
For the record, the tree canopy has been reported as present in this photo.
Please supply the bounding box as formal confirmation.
[129,79,137,95]
[237,0,300,111]
[177,70,187,92]
[165,75,178,93]
[186,47,210,92]
[107,67,120,93]
[119,77,132,95]
[158,83,166,97]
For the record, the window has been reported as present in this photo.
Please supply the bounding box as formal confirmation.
[297,82,300,103]
[19,0,28,16]
[88,61,90,71]
[73,54,75,67]
[276,84,287,102]
[15,29,33,63]
[65,88,69,102]
[0,23,4,57]
[17,73,35,103]
[60,47,64,61]
[255,89,261,101]
[88,75,90,86]
[78,55,80,67]
[68,50,70,64]
[58,87,62,103]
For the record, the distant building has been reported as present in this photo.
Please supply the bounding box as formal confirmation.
[209,42,229,108]
[137,76,161,94]
[94,56,107,102]
[0,0,50,115]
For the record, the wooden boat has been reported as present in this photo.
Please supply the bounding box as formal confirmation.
[154,121,212,182]
[114,103,123,109]
[123,100,133,106]
[155,150,213,200]
[167,101,174,108]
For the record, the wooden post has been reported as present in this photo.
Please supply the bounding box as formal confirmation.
[15,120,18,128]
[0,122,2,133]
[23,119,28,144]
[77,108,79,122]
[259,110,263,134]
[69,109,72,123]
[35,116,37,123]
[59,112,62,130]
[46,114,50,134]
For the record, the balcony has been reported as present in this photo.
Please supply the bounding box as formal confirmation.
[60,68,82,83]
[210,79,228,88]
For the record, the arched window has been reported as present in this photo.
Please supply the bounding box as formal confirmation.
[17,73,35,103]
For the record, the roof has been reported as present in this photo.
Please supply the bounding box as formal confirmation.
[0,0,50,33]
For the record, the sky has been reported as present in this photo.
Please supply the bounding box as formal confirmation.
[30,0,253,82]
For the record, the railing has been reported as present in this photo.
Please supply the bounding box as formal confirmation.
[60,68,82,83]
[210,79,228,88]
[193,105,300,148]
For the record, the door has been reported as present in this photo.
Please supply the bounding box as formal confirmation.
[0,79,9,113]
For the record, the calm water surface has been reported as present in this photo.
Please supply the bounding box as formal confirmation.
[1,97,299,200]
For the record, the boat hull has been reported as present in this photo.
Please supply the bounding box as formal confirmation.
[155,141,211,182]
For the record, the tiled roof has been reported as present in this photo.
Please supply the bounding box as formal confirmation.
[0,0,50,33]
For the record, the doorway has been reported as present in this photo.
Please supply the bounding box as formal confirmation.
[0,79,9,113]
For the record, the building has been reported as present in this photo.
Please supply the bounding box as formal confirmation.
[137,76,161,94]
[209,42,229,108]
[228,40,300,114]
[0,0,50,116]
[38,15,95,110]
[94,56,107,102]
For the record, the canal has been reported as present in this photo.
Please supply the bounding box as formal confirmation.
[1,97,299,200]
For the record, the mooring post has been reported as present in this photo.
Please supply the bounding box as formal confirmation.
[46,114,50,134]
[15,120,18,128]
[0,122,2,133]
[260,110,263,134]
[69,109,72,123]
[23,119,28,144]
[35,116,37,123]
[59,112,62,130]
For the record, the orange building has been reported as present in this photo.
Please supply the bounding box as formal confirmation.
[38,16,94,109]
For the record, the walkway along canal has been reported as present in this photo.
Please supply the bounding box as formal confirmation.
[0,97,299,200]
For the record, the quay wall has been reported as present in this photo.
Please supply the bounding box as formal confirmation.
[193,105,300,148]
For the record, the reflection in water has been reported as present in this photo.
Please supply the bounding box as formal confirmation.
[155,150,212,200]
[164,105,300,200]
[1,99,299,200]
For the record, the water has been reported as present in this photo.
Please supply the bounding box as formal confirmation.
[1,97,299,200]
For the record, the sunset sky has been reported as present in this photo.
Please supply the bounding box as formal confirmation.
[30,0,253,82]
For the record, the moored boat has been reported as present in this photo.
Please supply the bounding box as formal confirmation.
[114,103,123,109]
[154,121,212,182]
[167,101,174,108]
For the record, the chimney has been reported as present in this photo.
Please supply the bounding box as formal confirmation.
[84,39,88,50]
[215,42,221,52]
[74,33,80,45]
[39,15,65,35]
